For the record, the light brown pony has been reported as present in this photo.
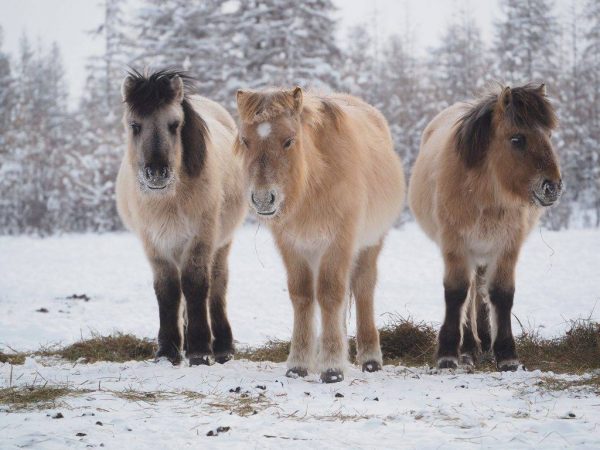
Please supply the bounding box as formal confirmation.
[235,87,405,382]
[116,69,247,365]
[409,83,562,371]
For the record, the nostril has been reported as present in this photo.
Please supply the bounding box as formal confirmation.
[251,192,258,206]
[542,180,556,196]
[269,192,276,205]
[144,167,153,180]
[160,167,169,179]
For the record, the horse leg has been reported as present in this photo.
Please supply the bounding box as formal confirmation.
[489,249,520,371]
[475,266,492,353]
[151,257,183,365]
[437,245,471,369]
[316,240,353,383]
[279,244,315,378]
[181,240,214,366]
[209,242,235,364]
[459,284,479,369]
[351,241,383,372]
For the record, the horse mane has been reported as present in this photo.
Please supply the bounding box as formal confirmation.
[237,88,344,130]
[454,83,558,168]
[123,68,208,178]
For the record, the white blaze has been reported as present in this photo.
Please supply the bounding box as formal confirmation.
[257,122,272,139]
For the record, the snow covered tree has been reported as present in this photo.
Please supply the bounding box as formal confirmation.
[341,24,380,106]
[492,0,560,86]
[428,6,488,106]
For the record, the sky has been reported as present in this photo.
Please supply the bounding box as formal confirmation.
[0,0,499,106]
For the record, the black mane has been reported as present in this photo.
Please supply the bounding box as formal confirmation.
[123,68,195,116]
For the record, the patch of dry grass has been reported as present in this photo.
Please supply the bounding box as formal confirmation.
[516,319,600,374]
[0,385,88,411]
[237,340,290,363]
[41,333,156,364]
[0,351,26,365]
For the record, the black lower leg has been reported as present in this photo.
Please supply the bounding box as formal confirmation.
[182,265,212,365]
[477,299,492,353]
[460,320,479,366]
[489,286,519,370]
[437,285,469,367]
[210,295,234,362]
[154,274,182,364]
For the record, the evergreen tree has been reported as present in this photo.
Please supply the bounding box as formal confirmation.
[492,0,560,86]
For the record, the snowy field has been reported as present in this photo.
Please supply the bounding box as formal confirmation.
[1,223,600,448]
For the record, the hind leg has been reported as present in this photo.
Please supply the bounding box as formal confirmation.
[459,285,479,369]
[475,267,492,353]
[209,243,235,364]
[351,242,383,372]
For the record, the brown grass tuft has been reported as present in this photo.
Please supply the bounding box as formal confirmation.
[237,340,290,363]
[0,386,87,411]
[516,319,600,373]
[0,352,26,365]
[41,333,156,364]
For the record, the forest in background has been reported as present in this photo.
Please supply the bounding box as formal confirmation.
[0,0,599,235]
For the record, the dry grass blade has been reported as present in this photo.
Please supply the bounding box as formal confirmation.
[0,385,89,411]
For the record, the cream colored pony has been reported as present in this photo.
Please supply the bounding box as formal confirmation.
[236,87,405,382]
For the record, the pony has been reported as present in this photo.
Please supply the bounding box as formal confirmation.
[235,87,406,382]
[409,83,562,371]
[116,69,247,365]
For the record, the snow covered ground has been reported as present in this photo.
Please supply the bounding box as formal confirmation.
[1,224,600,448]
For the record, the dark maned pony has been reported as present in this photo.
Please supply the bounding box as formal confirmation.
[235,87,405,383]
[116,69,247,365]
[409,84,562,371]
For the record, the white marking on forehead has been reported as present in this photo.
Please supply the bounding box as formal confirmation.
[257,122,272,139]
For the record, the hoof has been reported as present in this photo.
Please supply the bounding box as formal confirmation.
[188,353,215,366]
[497,359,523,372]
[285,367,308,379]
[437,357,458,370]
[362,360,382,373]
[155,348,181,365]
[321,369,344,384]
[459,353,475,368]
[215,352,234,364]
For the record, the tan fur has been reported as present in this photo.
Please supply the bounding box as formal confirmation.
[236,88,405,379]
[409,84,561,369]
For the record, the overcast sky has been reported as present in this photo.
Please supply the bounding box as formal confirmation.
[0,0,499,105]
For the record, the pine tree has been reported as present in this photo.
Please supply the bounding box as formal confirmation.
[492,0,560,86]
[428,6,488,105]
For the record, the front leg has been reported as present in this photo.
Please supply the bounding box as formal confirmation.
[316,240,354,383]
[489,249,520,371]
[277,241,316,378]
[437,245,471,369]
[181,240,214,366]
[150,258,183,365]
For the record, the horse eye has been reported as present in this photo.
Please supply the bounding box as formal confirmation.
[168,121,180,135]
[283,138,295,149]
[130,122,141,136]
[510,134,526,149]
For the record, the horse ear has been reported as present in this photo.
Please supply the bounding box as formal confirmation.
[537,83,547,96]
[499,86,512,110]
[170,75,184,103]
[292,86,303,113]
[121,75,135,102]
[455,97,495,168]
[236,89,252,112]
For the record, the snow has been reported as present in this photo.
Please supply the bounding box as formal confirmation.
[257,121,272,139]
[1,223,598,350]
[1,223,600,448]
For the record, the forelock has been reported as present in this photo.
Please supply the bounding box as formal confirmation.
[123,68,194,116]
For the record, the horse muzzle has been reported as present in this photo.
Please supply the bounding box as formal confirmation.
[250,188,281,217]
[533,179,563,207]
